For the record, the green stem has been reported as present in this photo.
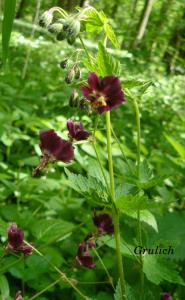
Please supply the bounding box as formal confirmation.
[105,112,126,300]
[79,35,92,65]
[29,277,62,300]
[92,247,115,290]
[132,98,144,297]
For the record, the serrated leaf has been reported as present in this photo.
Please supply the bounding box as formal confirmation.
[2,0,16,65]
[96,42,121,76]
[114,279,122,300]
[116,193,153,212]
[84,8,106,33]
[104,23,120,49]
[0,275,10,300]
[143,255,185,285]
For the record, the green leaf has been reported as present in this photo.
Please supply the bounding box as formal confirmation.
[84,8,106,33]
[116,193,153,212]
[2,0,16,65]
[114,279,122,300]
[165,134,185,159]
[65,168,108,203]
[0,275,10,300]
[31,219,74,244]
[96,42,121,76]
[99,235,136,259]
[143,255,185,285]
[104,23,120,49]
[123,209,158,232]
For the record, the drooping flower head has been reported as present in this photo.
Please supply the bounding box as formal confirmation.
[81,72,125,113]
[76,233,96,269]
[161,293,173,300]
[67,119,90,141]
[14,291,24,300]
[7,224,33,256]
[93,210,114,235]
[33,129,74,175]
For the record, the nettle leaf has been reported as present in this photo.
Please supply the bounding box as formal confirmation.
[143,255,185,286]
[116,193,154,212]
[136,159,164,190]
[104,23,120,49]
[114,279,122,300]
[84,8,106,32]
[65,168,108,204]
[96,42,121,76]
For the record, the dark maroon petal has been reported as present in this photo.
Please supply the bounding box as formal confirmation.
[80,86,92,98]
[67,119,76,138]
[93,211,114,235]
[14,291,24,300]
[8,224,24,249]
[97,105,112,114]
[54,140,74,162]
[75,131,90,141]
[20,244,33,255]
[39,130,62,155]
[88,72,101,90]
[77,253,96,269]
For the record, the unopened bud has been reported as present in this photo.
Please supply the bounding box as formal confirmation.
[67,36,76,45]
[60,59,69,69]
[73,64,81,79]
[39,11,53,28]
[65,68,75,84]
[69,90,79,107]
[48,23,63,34]
[56,30,67,41]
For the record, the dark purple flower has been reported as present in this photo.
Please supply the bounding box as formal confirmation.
[8,224,24,249]
[33,129,74,175]
[76,241,96,269]
[93,210,114,235]
[81,72,125,113]
[39,129,74,162]
[14,291,24,300]
[7,224,33,256]
[67,119,90,141]
[161,293,173,300]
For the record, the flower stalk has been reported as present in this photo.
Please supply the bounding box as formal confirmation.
[105,111,126,300]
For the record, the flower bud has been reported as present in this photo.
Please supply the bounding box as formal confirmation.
[39,11,53,28]
[60,59,69,69]
[48,23,64,34]
[67,36,76,45]
[73,64,81,79]
[65,67,75,84]
[69,90,79,107]
[56,30,67,41]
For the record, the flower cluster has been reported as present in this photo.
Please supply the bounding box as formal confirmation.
[14,291,24,300]
[39,9,80,45]
[33,120,90,175]
[76,211,113,269]
[6,224,32,256]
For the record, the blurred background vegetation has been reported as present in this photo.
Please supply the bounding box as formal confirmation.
[0,0,185,299]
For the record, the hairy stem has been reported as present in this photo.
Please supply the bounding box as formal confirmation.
[105,111,126,300]
[132,98,144,297]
